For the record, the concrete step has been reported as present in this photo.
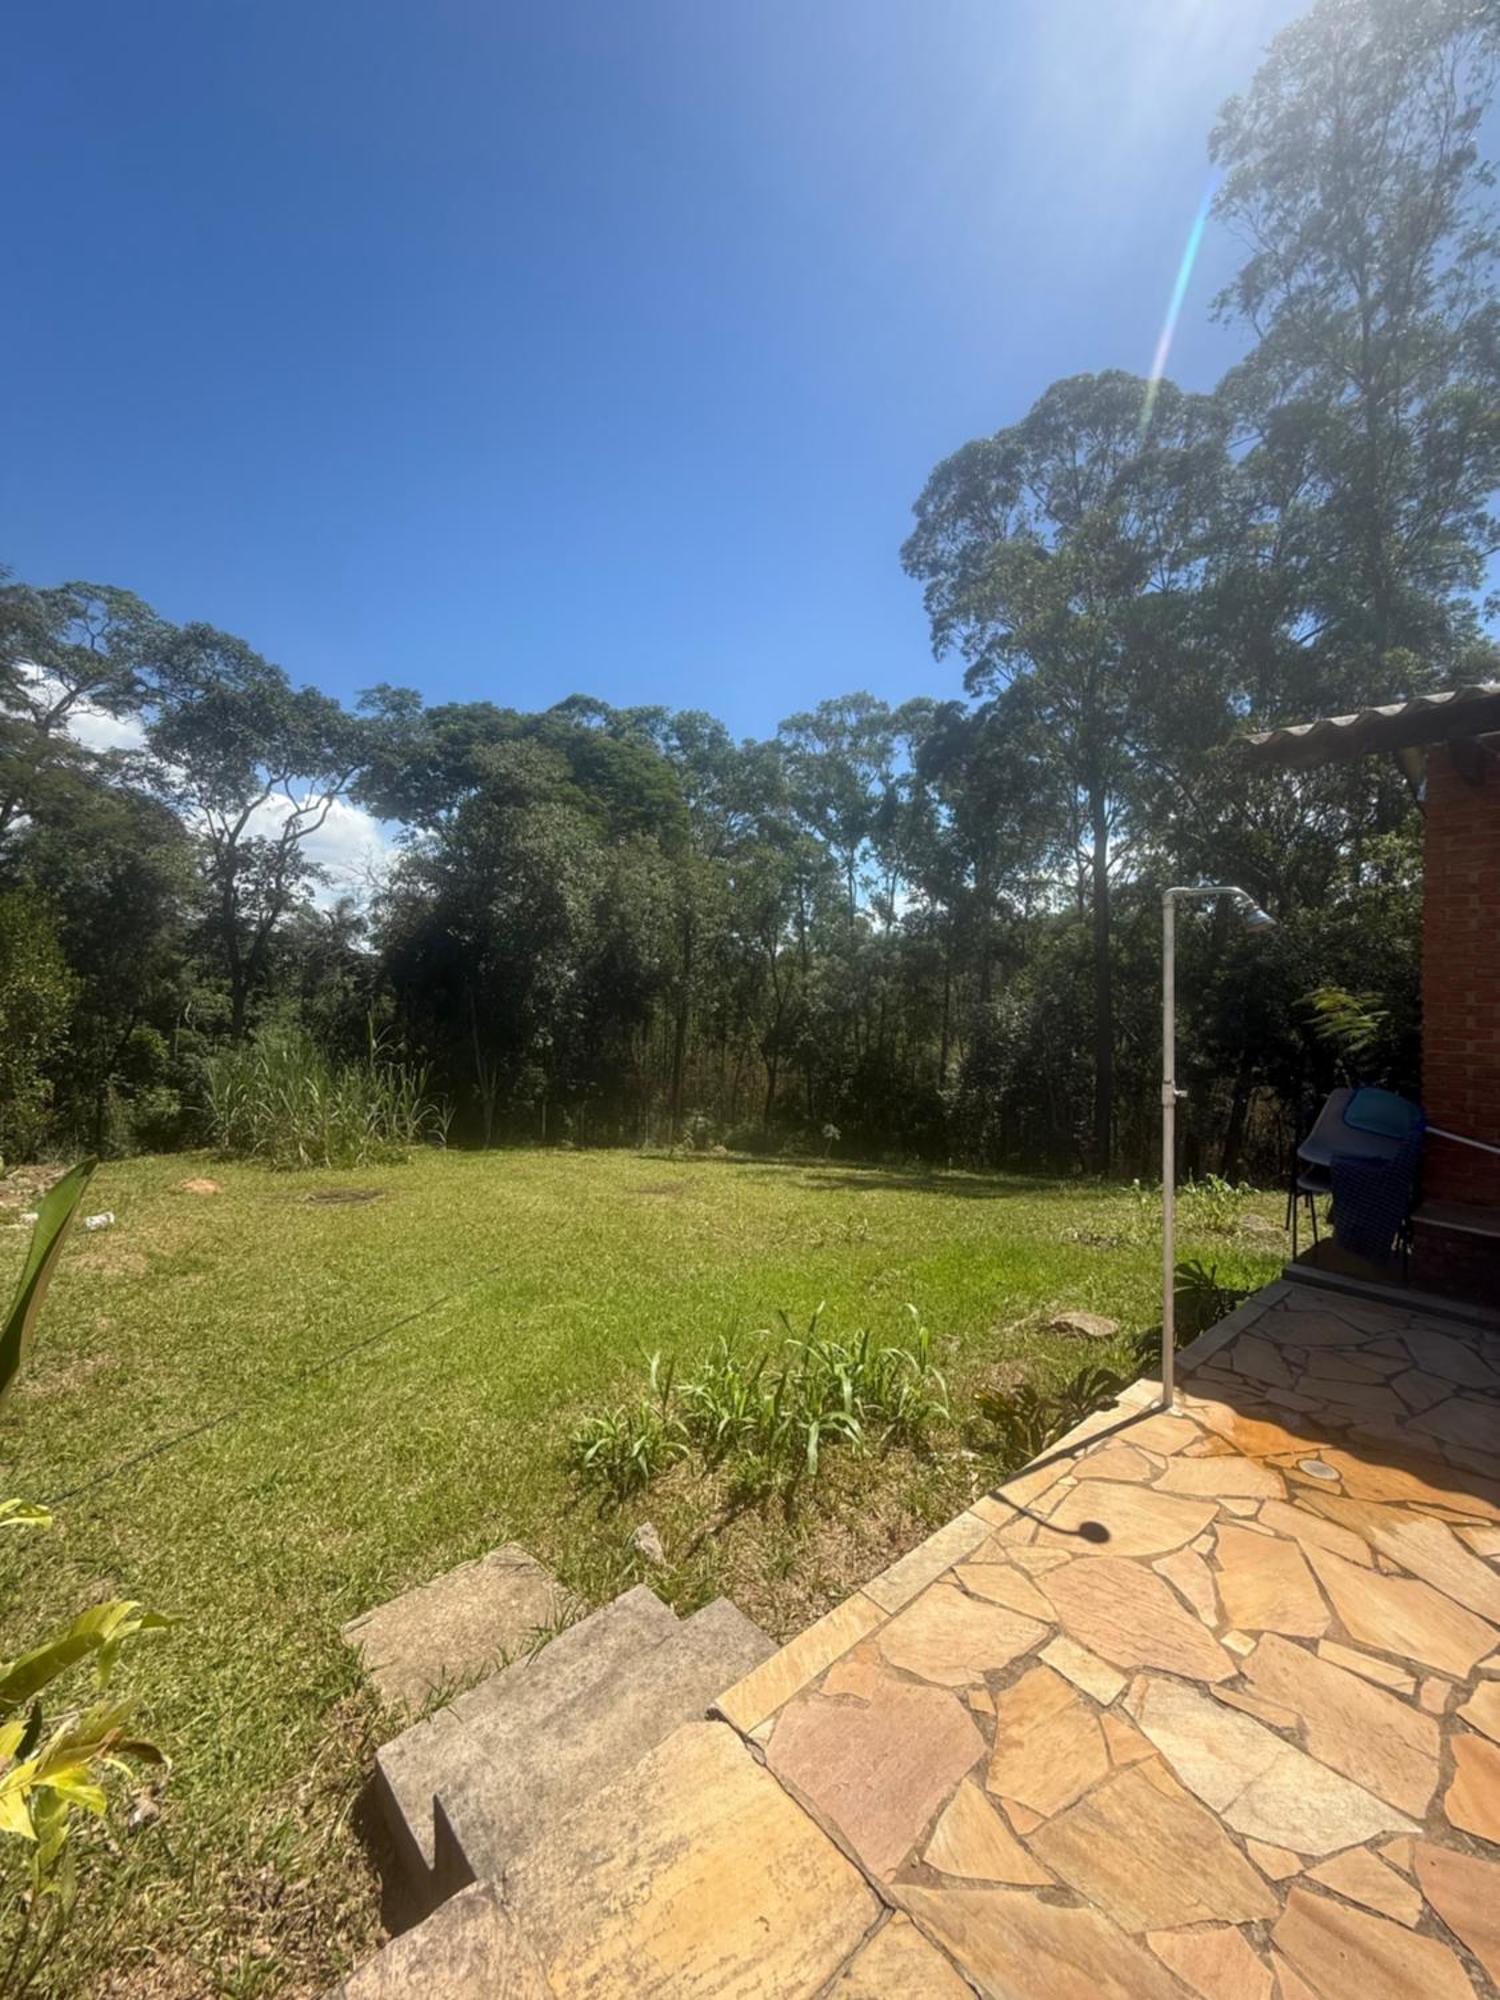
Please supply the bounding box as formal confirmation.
[330,1881,552,2000]
[343,1544,565,1714]
[375,1583,679,1889]
[431,1597,776,1891]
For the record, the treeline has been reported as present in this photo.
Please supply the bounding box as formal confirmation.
[1,0,1496,1178]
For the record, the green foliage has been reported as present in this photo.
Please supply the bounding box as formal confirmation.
[974,1359,1137,1475]
[569,1304,951,1499]
[1174,1259,1253,1341]
[203,1026,443,1168]
[0,1165,167,1996]
[1304,985,1392,1075]
[0,896,74,1165]
[0,1161,96,1412]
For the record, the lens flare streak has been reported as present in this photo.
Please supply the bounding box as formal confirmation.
[1139,182,1214,438]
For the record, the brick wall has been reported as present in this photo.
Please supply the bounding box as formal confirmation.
[1422,743,1500,1206]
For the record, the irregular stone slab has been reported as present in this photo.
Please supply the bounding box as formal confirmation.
[831,1914,974,1997]
[1233,1334,1297,1389]
[1040,1633,1125,1705]
[1303,1545,1499,1678]
[1040,1557,1234,1683]
[1212,1686,1296,1730]
[1314,1447,1500,1520]
[1258,1498,1372,1567]
[953,1562,1053,1620]
[864,1510,995,1615]
[1126,1675,1416,1856]
[1459,1523,1500,1558]
[923,1778,1053,1885]
[1189,1401,1325,1460]
[1272,1883,1476,2000]
[985,1663,1109,1818]
[1157,1453,1288,1500]
[1100,1710,1154,1766]
[897,1885,1196,2000]
[1390,1367,1452,1412]
[1314,1640,1414,1695]
[1413,1396,1500,1454]
[768,1667,984,1877]
[1036,1482,1217,1559]
[1124,1412,1203,1455]
[1308,1847,1422,1925]
[333,1881,552,1999]
[1402,1328,1500,1390]
[342,1545,564,1711]
[1075,1443,1156,1482]
[1213,1526,1330,1638]
[713,1591,885,1734]
[876,1581,1048,1688]
[1413,1841,1500,1986]
[820,1652,885,1702]
[1146,1924,1273,2000]
[1459,1678,1500,1741]
[1445,1730,1500,1843]
[1242,1633,1439,1816]
[505,1719,878,1996]
[1029,1761,1277,1933]
[1153,1547,1220,1626]
[1246,1838,1301,1879]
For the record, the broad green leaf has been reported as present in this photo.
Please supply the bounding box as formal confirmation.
[0,1600,169,1711]
[0,1498,52,1532]
[0,1158,97,1409]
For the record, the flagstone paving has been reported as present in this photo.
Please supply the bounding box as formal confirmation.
[708,1279,1500,1997]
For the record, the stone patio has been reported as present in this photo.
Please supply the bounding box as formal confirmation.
[341,1275,1500,1995]
[698,1277,1500,1998]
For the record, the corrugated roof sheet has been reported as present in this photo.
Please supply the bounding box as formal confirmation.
[1243,682,1500,766]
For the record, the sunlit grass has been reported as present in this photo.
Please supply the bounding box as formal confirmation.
[0,1148,1283,1995]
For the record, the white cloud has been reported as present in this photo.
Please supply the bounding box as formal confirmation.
[65,700,148,754]
[244,791,398,906]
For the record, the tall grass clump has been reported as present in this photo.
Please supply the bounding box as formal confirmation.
[569,1304,950,1499]
[203,1027,444,1168]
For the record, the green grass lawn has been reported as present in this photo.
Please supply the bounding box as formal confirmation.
[0,1148,1284,1996]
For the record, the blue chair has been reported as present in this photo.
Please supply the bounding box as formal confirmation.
[1288,1087,1425,1260]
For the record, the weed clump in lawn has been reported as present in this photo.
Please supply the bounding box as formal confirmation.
[204,1027,444,1169]
[568,1304,950,1501]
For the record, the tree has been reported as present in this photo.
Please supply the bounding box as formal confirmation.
[0,578,162,840]
[148,625,364,1038]
[903,371,1230,1168]
[1212,0,1500,704]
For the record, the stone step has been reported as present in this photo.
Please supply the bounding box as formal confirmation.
[375,1583,679,1888]
[483,1720,881,1996]
[431,1597,776,1892]
[343,1544,565,1714]
[330,1881,552,2000]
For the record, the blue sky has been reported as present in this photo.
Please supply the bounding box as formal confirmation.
[7,0,1308,743]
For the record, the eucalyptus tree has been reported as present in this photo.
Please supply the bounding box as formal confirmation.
[1212,0,1500,703]
[903,371,1230,1167]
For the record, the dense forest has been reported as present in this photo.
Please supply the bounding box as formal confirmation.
[3,0,1498,1179]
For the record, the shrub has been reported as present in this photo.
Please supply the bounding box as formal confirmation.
[568,1305,950,1498]
[203,1026,443,1169]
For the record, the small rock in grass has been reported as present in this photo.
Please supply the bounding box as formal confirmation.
[1049,1311,1119,1341]
[629,1520,667,1566]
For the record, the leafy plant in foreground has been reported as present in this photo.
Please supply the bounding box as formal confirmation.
[1,1162,169,1998]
